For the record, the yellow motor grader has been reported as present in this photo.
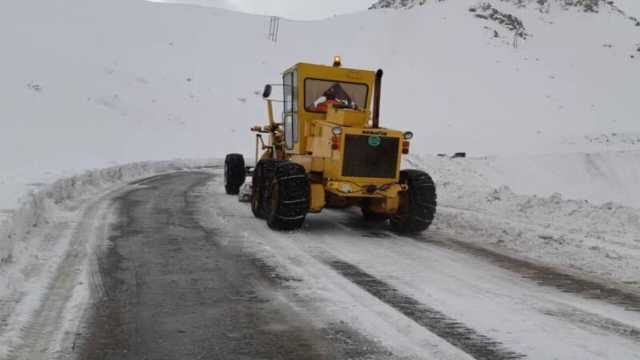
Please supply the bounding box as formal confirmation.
[224,57,436,232]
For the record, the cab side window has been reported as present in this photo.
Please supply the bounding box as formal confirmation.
[283,71,298,149]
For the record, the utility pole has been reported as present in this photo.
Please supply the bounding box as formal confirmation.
[268,16,280,43]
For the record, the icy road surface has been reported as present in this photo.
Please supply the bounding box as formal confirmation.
[8,171,640,360]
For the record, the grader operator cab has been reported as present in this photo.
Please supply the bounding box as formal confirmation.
[224,58,437,232]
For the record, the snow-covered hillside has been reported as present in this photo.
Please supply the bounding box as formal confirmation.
[371,0,640,20]
[1,0,639,213]
[1,3,640,356]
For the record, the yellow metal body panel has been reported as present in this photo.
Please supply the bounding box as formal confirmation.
[325,125,404,184]
[288,155,325,173]
[326,182,405,198]
[309,184,326,212]
[326,107,369,127]
[295,117,405,184]
[325,181,404,213]
[270,61,411,214]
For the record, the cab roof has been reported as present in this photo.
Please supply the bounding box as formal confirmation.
[285,62,376,85]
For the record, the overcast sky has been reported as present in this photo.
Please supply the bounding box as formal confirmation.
[233,0,375,19]
[150,0,375,20]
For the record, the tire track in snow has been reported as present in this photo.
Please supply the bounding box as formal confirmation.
[327,259,526,360]
[340,209,640,312]
[409,233,640,312]
[333,214,640,344]
[541,308,640,342]
[6,191,119,360]
[204,173,640,358]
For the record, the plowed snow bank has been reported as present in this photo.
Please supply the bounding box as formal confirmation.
[0,160,216,356]
[409,154,640,285]
[472,150,640,208]
[0,160,216,263]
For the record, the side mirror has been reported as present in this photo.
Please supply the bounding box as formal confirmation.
[262,84,272,99]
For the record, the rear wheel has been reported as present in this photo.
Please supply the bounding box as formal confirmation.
[224,154,246,195]
[390,170,437,233]
[266,162,309,231]
[251,159,279,218]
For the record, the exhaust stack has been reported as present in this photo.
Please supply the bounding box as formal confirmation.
[372,69,383,128]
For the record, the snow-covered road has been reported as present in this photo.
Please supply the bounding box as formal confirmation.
[6,171,640,359]
[197,172,640,360]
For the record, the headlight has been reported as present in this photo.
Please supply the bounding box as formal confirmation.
[332,127,343,136]
[339,184,352,193]
[403,131,414,140]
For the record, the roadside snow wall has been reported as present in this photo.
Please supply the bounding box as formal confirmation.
[471,150,640,208]
[408,154,640,284]
[0,160,216,264]
[0,160,218,356]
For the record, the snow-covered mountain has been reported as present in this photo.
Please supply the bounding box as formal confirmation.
[1,0,639,211]
[369,0,640,48]
[371,0,639,18]
[2,3,640,358]
[371,0,640,40]
[369,0,428,10]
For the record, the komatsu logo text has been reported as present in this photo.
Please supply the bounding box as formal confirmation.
[362,130,388,136]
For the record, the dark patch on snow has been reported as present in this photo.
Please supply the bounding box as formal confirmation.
[250,256,303,285]
[328,259,526,360]
[508,0,601,13]
[321,322,397,359]
[361,231,391,238]
[369,0,640,27]
[26,82,42,93]
[369,0,430,10]
[471,3,530,40]
[584,132,640,145]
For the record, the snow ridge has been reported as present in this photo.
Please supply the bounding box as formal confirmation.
[369,0,430,10]
[369,0,640,25]
[470,2,529,40]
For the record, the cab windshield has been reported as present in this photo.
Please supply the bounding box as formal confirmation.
[305,79,368,113]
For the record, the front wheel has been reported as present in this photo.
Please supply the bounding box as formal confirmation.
[224,153,246,195]
[390,170,437,233]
